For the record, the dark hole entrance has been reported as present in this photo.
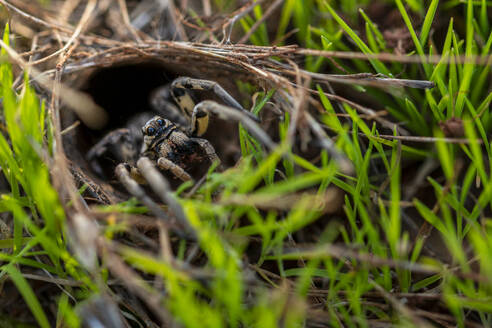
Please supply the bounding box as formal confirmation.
[83,63,176,134]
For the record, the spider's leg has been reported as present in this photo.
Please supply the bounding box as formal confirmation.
[115,163,194,238]
[171,77,259,136]
[88,129,138,178]
[190,137,221,167]
[115,163,169,219]
[150,85,189,129]
[137,157,194,235]
[157,157,193,182]
[192,100,276,150]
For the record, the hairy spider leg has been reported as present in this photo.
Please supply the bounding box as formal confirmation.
[115,162,194,239]
[171,77,259,137]
[150,84,189,128]
[137,157,194,236]
[87,128,138,178]
[157,157,193,182]
[115,163,170,219]
[192,100,276,150]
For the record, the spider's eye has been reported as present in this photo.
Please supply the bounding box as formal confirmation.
[146,127,155,135]
[157,119,164,126]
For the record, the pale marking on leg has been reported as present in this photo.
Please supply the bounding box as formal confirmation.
[192,100,276,150]
[157,157,193,182]
[172,77,244,111]
[171,77,260,137]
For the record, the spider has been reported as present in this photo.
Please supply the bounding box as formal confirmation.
[87,77,275,231]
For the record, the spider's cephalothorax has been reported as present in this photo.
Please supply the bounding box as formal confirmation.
[141,116,178,154]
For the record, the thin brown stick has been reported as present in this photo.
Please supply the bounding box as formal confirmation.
[117,0,144,43]
[20,273,83,287]
[286,58,306,144]
[50,49,90,215]
[29,0,97,65]
[281,244,488,282]
[18,44,50,58]
[368,134,483,144]
[414,309,484,328]
[60,120,80,136]
[302,71,435,89]
[308,86,409,135]
[297,48,491,65]
[370,280,434,328]
[268,62,435,89]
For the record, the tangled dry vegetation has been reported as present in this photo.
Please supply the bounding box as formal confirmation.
[0,0,491,327]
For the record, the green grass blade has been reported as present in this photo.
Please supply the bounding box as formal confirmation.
[3,265,51,328]
[321,1,390,75]
[420,0,440,47]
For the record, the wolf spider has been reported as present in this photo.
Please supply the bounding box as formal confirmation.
[87,77,274,230]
